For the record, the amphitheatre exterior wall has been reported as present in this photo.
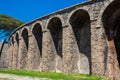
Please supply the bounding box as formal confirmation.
[1,0,120,80]
[0,40,8,69]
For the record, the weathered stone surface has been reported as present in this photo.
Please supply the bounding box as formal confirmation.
[0,40,8,68]
[1,0,120,80]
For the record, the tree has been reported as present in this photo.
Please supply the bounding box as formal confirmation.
[0,14,24,30]
[0,14,24,41]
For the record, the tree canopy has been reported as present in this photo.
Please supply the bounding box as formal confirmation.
[0,14,24,30]
[0,14,24,41]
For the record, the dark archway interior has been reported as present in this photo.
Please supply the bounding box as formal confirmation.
[11,37,14,67]
[114,16,120,65]
[21,28,29,69]
[16,33,19,46]
[32,23,42,56]
[11,37,14,45]
[22,29,29,50]
[15,33,19,67]
[102,1,120,66]
[48,17,63,58]
[70,10,91,73]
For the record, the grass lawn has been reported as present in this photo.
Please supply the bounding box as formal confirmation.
[0,78,10,80]
[0,69,110,80]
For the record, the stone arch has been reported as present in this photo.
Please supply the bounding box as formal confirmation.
[11,36,14,69]
[102,0,120,79]
[22,28,29,50]
[15,32,19,68]
[97,0,114,26]
[32,23,42,56]
[47,17,63,72]
[11,36,14,45]
[46,15,64,29]
[8,38,12,68]
[15,32,19,46]
[69,9,91,74]
[47,17,63,58]
[31,23,43,69]
[67,8,90,24]
[31,21,44,31]
[21,28,29,69]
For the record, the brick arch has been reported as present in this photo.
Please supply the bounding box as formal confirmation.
[47,17,63,72]
[69,9,91,74]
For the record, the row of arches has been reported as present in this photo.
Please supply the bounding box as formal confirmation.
[8,0,120,76]
[8,9,91,73]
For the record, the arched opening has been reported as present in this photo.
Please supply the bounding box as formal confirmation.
[15,33,19,68]
[47,17,63,71]
[11,37,14,48]
[70,10,91,74]
[32,23,42,56]
[48,17,63,58]
[11,37,14,68]
[21,28,29,69]
[16,33,19,47]
[102,1,120,67]
[32,23,42,69]
[22,29,28,50]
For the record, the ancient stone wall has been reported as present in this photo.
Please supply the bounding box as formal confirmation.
[1,0,120,80]
[0,40,8,68]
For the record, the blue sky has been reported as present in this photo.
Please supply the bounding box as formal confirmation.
[0,0,86,42]
[0,0,86,22]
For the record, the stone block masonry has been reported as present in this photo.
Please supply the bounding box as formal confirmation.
[1,0,120,80]
[0,40,8,68]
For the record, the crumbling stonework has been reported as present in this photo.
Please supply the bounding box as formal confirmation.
[1,0,120,80]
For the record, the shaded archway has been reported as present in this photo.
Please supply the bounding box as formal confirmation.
[69,9,91,74]
[15,33,19,68]
[32,23,42,56]
[102,0,120,79]
[21,28,29,69]
[22,29,28,50]
[16,33,19,47]
[47,17,63,72]
[11,37,14,69]
[32,23,42,69]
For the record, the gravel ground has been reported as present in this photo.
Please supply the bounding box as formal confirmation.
[0,73,51,80]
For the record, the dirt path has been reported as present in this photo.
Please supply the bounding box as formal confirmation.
[0,73,50,80]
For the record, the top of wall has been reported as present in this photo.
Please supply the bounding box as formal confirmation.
[9,0,105,40]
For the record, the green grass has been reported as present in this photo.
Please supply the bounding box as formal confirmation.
[0,78,11,80]
[0,69,110,80]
